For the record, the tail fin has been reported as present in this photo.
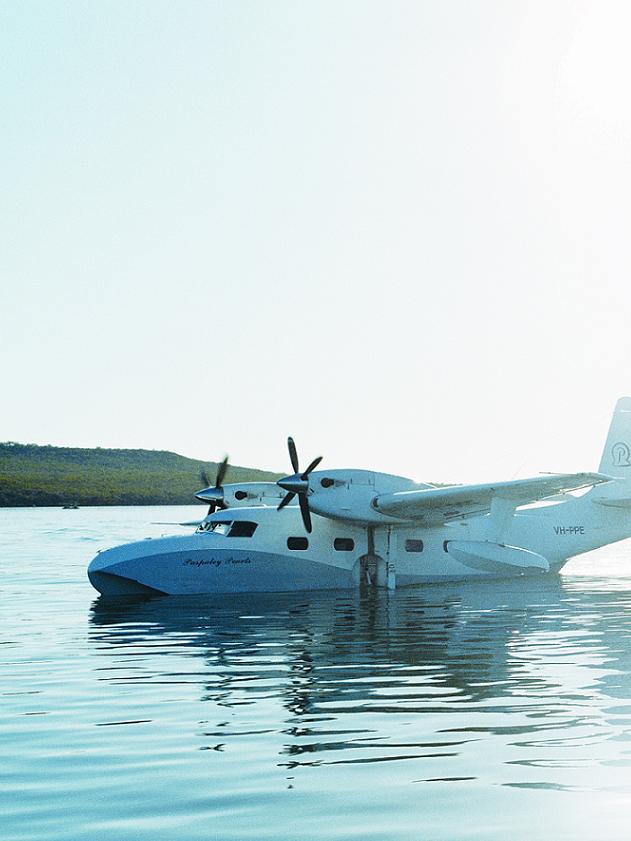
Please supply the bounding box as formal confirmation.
[599,397,631,478]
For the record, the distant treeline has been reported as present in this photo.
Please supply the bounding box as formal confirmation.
[0,442,281,507]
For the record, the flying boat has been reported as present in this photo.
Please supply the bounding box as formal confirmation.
[88,398,631,597]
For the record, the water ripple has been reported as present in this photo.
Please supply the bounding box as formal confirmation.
[3,507,631,840]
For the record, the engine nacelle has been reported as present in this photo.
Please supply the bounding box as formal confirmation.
[196,482,284,512]
[306,469,429,525]
[222,482,285,508]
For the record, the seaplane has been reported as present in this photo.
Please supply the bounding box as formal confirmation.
[88,398,631,597]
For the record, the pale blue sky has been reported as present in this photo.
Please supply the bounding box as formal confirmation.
[2,1,631,482]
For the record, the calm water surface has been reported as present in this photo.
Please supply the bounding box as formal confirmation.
[2,506,631,840]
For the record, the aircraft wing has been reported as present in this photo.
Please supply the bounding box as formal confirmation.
[372,472,610,524]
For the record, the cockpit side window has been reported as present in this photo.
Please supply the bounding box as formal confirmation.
[227,521,258,538]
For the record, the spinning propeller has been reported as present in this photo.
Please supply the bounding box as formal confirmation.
[277,437,322,533]
[195,456,230,515]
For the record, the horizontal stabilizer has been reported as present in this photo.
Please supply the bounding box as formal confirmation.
[446,541,550,574]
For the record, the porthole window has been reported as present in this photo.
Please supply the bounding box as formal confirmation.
[333,537,354,551]
[287,536,309,550]
[228,521,257,538]
[443,540,450,552]
[405,539,424,553]
[320,477,334,488]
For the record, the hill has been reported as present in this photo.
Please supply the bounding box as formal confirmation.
[0,442,282,507]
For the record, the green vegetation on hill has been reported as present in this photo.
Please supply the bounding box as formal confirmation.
[0,442,281,507]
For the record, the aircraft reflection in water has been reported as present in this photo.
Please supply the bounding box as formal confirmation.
[88,578,631,781]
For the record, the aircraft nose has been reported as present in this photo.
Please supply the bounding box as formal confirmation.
[87,547,163,598]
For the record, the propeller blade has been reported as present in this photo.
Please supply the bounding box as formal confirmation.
[288,437,299,474]
[298,493,312,533]
[277,492,296,511]
[302,455,323,478]
[200,468,211,488]
[216,455,229,487]
[278,437,322,533]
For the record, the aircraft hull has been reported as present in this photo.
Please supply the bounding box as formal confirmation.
[88,534,556,597]
[88,535,353,597]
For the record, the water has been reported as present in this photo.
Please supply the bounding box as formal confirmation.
[2,506,631,841]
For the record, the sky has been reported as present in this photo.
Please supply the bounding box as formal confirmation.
[2,1,631,483]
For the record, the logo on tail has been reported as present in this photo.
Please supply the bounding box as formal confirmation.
[612,442,631,467]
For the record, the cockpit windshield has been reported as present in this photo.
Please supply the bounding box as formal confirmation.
[197,520,258,537]
[197,521,231,534]
[210,521,232,535]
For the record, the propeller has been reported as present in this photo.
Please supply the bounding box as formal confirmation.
[195,456,230,515]
[277,437,322,533]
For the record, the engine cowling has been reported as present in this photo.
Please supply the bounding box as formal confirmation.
[306,470,428,524]
[196,482,285,510]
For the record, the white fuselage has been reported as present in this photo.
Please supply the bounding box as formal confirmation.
[86,397,631,597]
[87,486,631,597]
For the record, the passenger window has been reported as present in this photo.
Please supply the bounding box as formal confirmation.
[443,540,450,552]
[333,538,354,551]
[228,521,257,538]
[287,536,308,550]
[405,539,423,553]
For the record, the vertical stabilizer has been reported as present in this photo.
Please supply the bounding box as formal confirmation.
[599,397,631,478]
